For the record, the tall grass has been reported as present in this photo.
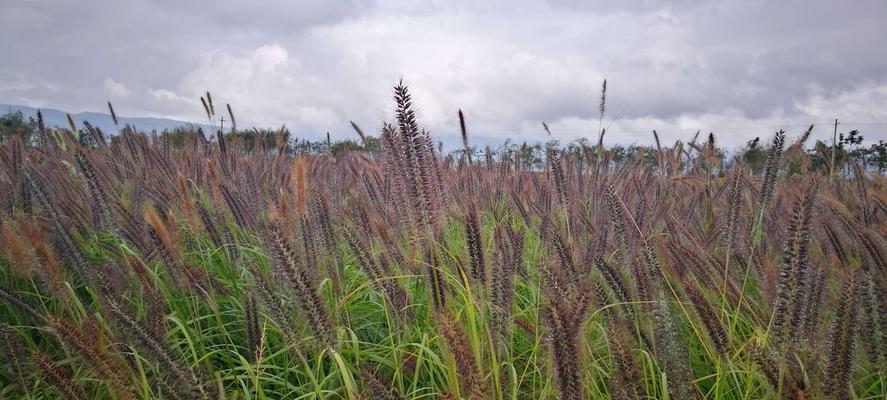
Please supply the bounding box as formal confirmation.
[0,84,884,399]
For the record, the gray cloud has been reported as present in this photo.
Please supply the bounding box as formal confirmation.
[1,0,885,148]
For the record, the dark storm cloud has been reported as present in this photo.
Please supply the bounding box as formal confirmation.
[1,0,885,147]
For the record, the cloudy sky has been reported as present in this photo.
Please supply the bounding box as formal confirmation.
[2,0,886,148]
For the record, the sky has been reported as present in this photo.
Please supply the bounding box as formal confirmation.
[1,0,886,148]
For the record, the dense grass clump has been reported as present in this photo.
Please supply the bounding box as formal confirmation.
[0,85,884,399]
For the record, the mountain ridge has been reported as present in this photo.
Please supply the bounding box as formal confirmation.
[1,103,539,150]
[0,103,213,134]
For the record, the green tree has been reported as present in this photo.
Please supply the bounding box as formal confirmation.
[0,111,36,144]
[741,137,766,174]
[329,138,382,156]
[865,140,887,173]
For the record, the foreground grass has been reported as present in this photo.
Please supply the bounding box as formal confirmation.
[0,86,885,399]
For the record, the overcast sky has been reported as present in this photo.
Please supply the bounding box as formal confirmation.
[2,0,886,148]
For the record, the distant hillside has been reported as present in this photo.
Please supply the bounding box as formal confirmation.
[0,103,534,151]
[0,104,213,135]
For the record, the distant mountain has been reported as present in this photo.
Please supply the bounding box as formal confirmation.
[0,103,213,135]
[0,103,543,152]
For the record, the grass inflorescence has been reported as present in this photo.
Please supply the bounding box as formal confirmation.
[0,84,884,399]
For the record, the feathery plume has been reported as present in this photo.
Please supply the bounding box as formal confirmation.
[597,79,607,154]
[244,294,262,363]
[226,103,236,132]
[436,312,485,399]
[720,166,744,251]
[425,245,448,311]
[459,109,472,165]
[108,101,118,126]
[104,299,208,400]
[205,91,215,116]
[757,130,785,214]
[343,226,408,319]
[360,364,403,400]
[266,220,334,347]
[651,291,694,400]
[464,205,486,284]
[823,272,861,400]
[37,108,45,134]
[607,320,643,399]
[45,315,137,400]
[292,157,309,211]
[35,351,87,400]
[350,120,368,146]
[683,279,729,353]
[0,323,30,393]
[771,181,817,347]
[200,97,211,121]
[490,226,517,341]
[66,113,76,132]
[857,272,885,366]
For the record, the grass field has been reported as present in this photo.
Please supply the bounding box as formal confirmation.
[0,84,884,399]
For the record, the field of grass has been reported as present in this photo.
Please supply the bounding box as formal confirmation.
[0,84,884,399]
